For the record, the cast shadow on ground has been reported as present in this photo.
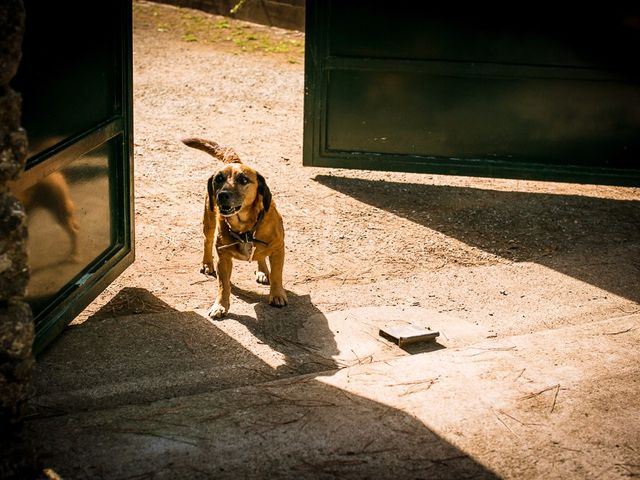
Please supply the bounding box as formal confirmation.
[314,175,640,303]
[30,286,499,478]
[227,284,447,358]
[401,340,446,355]
[226,285,342,374]
[32,286,342,413]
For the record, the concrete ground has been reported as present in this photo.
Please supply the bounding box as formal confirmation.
[27,303,640,479]
[25,2,640,479]
[27,287,640,479]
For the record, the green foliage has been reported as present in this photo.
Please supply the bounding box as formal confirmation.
[230,0,247,15]
[133,1,304,60]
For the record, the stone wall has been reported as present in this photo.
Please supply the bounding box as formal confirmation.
[152,0,305,31]
[0,0,37,478]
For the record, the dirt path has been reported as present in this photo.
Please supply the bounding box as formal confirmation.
[77,0,639,344]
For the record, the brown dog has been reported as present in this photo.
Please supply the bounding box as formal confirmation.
[10,171,80,261]
[182,137,287,318]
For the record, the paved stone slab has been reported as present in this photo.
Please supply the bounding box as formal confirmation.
[32,311,283,412]
[296,306,489,365]
[33,305,488,413]
[27,313,640,479]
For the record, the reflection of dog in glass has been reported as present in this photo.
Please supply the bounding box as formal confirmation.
[14,172,80,261]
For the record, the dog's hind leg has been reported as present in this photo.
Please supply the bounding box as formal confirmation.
[46,173,80,261]
[59,209,80,261]
[255,258,270,285]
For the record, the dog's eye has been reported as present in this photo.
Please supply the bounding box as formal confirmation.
[237,174,250,186]
[214,173,225,184]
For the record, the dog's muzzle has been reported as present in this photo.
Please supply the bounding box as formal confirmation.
[217,191,242,216]
[218,205,241,216]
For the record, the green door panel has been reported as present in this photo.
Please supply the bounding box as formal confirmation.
[325,67,639,166]
[304,1,640,186]
[12,0,134,354]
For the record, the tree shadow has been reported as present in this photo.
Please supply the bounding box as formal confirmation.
[314,175,640,303]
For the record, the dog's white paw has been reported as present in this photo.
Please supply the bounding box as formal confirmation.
[207,303,227,319]
[255,271,269,285]
[201,263,216,276]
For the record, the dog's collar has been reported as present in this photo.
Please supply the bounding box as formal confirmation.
[219,209,268,261]
[227,209,268,244]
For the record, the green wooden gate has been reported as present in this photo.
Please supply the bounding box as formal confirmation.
[303,1,640,186]
[11,0,134,354]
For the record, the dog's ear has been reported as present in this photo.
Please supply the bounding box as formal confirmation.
[207,175,215,212]
[257,173,272,212]
[182,138,242,164]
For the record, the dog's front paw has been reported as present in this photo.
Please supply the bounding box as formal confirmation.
[255,271,270,285]
[269,289,288,308]
[201,263,216,276]
[207,302,227,319]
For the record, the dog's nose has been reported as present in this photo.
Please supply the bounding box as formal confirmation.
[217,191,231,204]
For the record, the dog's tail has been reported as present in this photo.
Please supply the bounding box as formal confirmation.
[181,137,242,164]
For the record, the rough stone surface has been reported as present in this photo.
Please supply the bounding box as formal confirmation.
[0,300,33,362]
[0,427,37,480]
[0,1,35,478]
[0,92,27,183]
[0,194,28,301]
[0,0,27,183]
[0,358,33,422]
[0,0,25,85]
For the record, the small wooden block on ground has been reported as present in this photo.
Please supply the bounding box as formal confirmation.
[379,324,440,347]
